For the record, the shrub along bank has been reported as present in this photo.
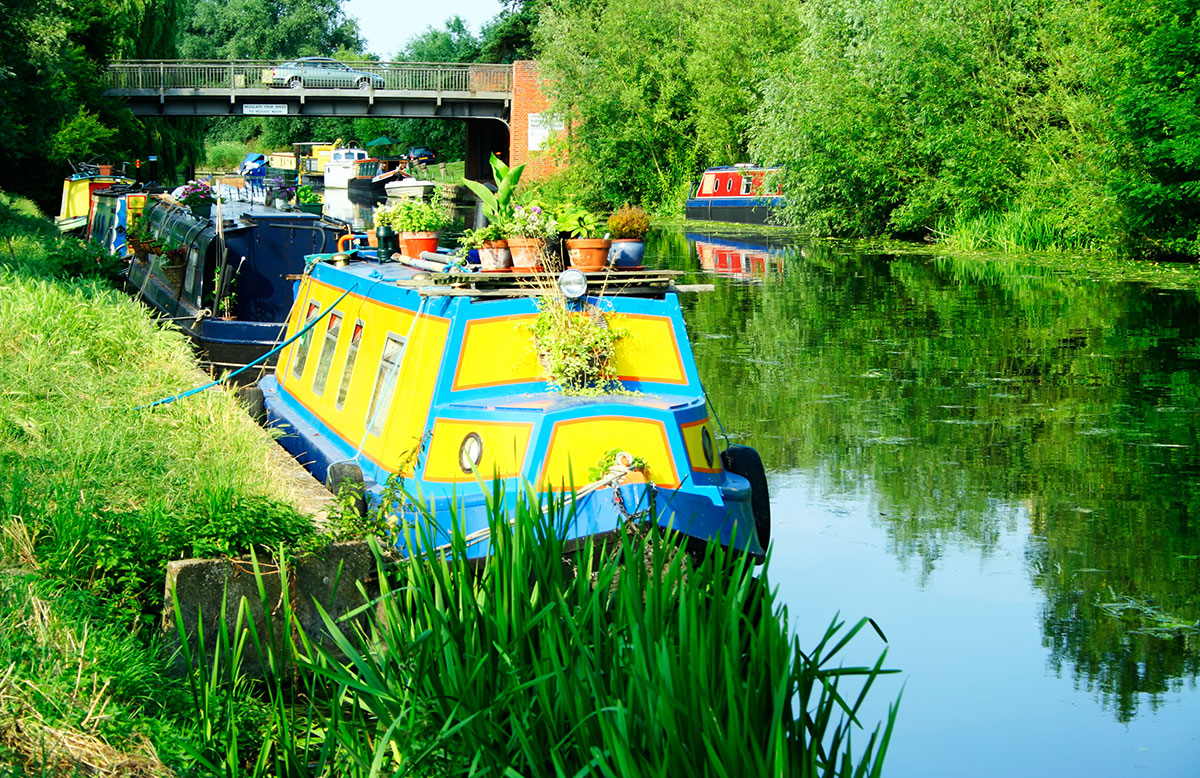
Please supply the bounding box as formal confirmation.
[0,191,898,775]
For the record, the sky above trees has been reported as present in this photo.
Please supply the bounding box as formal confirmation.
[342,0,504,58]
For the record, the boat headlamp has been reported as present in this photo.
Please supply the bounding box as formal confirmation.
[557,268,588,300]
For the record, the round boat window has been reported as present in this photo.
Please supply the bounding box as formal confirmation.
[701,426,714,468]
[459,432,483,473]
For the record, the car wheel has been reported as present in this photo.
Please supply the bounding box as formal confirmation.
[356,77,371,90]
[288,77,303,89]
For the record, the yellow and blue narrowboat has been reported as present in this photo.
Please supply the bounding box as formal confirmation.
[259,255,771,560]
[56,162,136,231]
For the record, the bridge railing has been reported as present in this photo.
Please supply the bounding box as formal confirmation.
[106,60,513,93]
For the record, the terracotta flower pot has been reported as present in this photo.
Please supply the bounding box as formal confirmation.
[507,236,545,269]
[478,240,512,270]
[401,231,440,258]
[366,228,380,248]
[565,238,612,272]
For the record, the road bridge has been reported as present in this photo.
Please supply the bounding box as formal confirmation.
[105,60,513,121]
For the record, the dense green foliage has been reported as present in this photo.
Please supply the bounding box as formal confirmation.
[0,0,200,209]
[536,0,799,211]
[537,0,1200,257]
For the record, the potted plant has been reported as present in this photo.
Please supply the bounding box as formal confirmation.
[606,204,650,269]
[462,153,525,223]
[177,180,218,219]
[296,184,323,215]
[377,197,453,257]
[558,205,611,272]
[507,204,558,269]
[271,179,296,209]
[529,285,626,395]
[459,221,511,270]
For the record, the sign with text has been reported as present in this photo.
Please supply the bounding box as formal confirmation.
[528,113,564,152]
[243,104,289,116]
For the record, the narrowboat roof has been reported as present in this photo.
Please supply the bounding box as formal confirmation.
[309,254,692,300]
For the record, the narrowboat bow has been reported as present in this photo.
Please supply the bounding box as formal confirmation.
[260,257,771,561]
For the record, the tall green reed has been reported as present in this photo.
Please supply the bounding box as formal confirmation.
[180,484,898,776]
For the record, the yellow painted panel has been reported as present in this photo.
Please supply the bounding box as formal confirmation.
[423,420,533,482]
[453,314,543,390]
[275,277,450,477]
[612,315,686,384]
[681,418,721,474]
[538,417,679,489]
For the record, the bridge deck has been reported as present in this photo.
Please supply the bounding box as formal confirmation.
[106,60,514,120]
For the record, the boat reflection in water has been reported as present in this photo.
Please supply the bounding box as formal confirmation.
[687,233,787,280]
[322,187,383,230]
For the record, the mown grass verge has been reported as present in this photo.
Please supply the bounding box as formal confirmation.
[0,189,898,775]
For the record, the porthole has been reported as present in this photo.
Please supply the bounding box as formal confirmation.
[701,427,714,468]
[459,432,483,473]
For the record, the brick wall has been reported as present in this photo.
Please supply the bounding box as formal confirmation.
[510,60,565,181]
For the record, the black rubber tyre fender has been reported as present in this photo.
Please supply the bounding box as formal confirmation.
[325,462,367,518]
[721,444,771,551]
[236,385,266,425]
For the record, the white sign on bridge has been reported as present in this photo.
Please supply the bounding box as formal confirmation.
[243,104,289,115]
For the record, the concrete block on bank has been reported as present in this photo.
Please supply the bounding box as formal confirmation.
[161,541,381,675]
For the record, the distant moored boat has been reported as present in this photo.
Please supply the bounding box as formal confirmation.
[685,164,783,225]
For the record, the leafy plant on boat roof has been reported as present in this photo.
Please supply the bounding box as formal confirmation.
[176,179,218,208]
[374,196,452,233]
[509,204,558,240]
[462,153,526,223]
[458,220,508,250]
[530,285,627,395]
[296,184,320,204]
[556,203,604,239]
[606,203,650,240]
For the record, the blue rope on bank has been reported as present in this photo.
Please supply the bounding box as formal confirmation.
[135,285,356,411]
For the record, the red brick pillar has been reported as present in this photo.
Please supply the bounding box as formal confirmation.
[510,60,564,181]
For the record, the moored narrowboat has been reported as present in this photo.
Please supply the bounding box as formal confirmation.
[685,164,783,225]
[125,197,348,370]
[56,162,136,231]
[259,258,771,561]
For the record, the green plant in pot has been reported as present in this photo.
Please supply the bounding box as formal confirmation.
[558,205,611,272]
[459,221,511,270]
[606,203,650,269]
[530,286,626,395]
[377,197,453,257]
[295,184,323,214]
[462,153,525,223]
[507,203,558,269]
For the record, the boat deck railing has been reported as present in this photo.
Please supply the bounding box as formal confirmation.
[398,269,711,298]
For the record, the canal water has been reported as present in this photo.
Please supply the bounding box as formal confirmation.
[651,227,1200,776]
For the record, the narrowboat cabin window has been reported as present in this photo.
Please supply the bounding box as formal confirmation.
[312,311,343,395]
[366,334,406,436]
[725,178,733,192]
[336,320,364,408]
[291,302,322,378]
[741,176,753,195]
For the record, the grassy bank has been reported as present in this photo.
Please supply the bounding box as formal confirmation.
[0,191,898,775]
[0,190,319,772]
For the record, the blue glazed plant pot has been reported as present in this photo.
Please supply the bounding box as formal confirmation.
[608,239,646,268]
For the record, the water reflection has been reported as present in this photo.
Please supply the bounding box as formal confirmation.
[687,232,787,280]
[320,188,380,229]
[658,227,1200,772]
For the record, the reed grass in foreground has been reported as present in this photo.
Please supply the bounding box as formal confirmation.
[178,486,899,777]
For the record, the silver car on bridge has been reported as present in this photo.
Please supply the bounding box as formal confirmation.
[270,57,384,89]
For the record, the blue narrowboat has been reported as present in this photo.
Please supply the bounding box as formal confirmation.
[259,257,771,561]
[124,197,348,370]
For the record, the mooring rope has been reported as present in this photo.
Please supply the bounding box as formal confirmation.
[134,285,355,410]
